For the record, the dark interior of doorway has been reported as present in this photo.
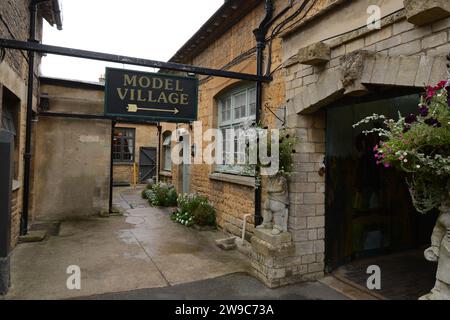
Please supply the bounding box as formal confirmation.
[325,90,439,299]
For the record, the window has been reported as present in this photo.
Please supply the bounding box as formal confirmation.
[162,132,172,171]
[217,85,256,175]
[113,127,135,163]
[1,87,20,180]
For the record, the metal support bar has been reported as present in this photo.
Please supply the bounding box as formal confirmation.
[0,38,272,83]
[39,111,158,125]
[109,121,116,213]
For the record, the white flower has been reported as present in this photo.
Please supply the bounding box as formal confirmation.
[403,152,407,156]
[416,165,421,169]
[404,159,408,163]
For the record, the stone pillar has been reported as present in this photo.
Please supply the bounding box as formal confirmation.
[249,112,326,287]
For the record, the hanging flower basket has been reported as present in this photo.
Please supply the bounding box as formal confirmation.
[353,80,450,213]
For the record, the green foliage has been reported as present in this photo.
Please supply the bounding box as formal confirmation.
[354,80,450,213]
[171,193,216,227]
[278,129,297,174]
[142,182,178,207]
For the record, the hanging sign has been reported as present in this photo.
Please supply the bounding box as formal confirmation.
[104,67,198,122]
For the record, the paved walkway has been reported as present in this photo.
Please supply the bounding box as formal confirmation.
[5,187,349,300]
[80,273,347,300]
[5,187,248,299]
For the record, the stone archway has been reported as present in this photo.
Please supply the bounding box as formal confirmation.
[287,50,448,115]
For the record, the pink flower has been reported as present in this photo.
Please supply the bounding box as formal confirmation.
[435,80,448,90]
[384,163,392,168]
[426,86,435,99]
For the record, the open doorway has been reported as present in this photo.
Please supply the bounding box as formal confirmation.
[325,92,439,299]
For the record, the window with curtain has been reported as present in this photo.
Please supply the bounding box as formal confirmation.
[216,85,256,175]
[162,132,172,171]
[113,127,135,163]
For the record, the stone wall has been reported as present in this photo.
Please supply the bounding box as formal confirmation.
[0,0,48,248]
[162,0,309,239]
[33,83,111,220]
[159,0,450,287]
[279,0,450,286]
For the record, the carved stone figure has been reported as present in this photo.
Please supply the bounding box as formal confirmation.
[257,173,289,235]
[420,198,450,300]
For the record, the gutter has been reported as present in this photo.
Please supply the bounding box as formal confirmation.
[51,0,63,31]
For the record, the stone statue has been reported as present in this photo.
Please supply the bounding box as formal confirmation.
[420,198,450,300]
[257,173,289,235]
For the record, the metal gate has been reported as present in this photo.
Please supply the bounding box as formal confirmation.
[138,147,156,183]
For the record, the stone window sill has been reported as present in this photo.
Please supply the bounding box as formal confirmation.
[209,172,255,188]
[114,162,134,166]
[159,171,172,178]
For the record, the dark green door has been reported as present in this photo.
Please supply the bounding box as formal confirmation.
[325,94,438,271]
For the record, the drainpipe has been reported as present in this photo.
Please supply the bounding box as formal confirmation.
[108,121,116,213]
[21,0,61,234]
[157,123,162,183]
[20,0,40,236]
[253,0,274,226]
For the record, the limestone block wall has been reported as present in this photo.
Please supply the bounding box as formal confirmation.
[281,0,450,283]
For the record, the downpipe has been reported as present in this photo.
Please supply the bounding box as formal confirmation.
[253,0,274,226]
[20,0,39,236]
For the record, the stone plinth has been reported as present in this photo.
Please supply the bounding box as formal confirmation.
[249,229,296,288]
[404,0,450,26]
[297,42,331,66]
[253,229,292,246]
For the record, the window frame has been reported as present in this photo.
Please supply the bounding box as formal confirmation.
[113,127,136,163]
[216,85,257,176]
[162,132,172,172]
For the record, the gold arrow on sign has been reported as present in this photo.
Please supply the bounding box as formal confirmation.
[127,104,179,115]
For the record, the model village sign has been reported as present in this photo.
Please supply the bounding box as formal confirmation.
[104,67,198,122]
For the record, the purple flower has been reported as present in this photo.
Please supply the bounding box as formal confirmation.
[405,114,417,124]
[424,118,441,127]
[419,105,429,117]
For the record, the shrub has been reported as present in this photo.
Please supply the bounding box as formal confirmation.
[171,193,216,227]
[142,182,178,207]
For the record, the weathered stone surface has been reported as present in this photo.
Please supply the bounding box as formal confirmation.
[297,42,331,65]
[292,68,344,114]
[215,237,237,250]
[404,0,450,26]
[18,230,47,243]
[340,50,374,95]
[253,229,292,246]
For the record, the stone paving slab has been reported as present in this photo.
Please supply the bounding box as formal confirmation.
[79,273,349,300]
[5,205,249,299]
